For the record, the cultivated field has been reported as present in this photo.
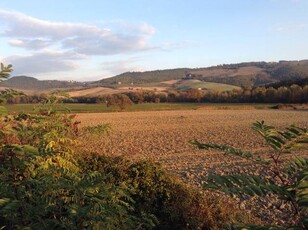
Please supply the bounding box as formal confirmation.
[76,109,308,225]
[77,109,308,175]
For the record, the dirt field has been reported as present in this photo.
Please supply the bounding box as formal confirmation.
[77,109,308,174]
[76,109,308,225]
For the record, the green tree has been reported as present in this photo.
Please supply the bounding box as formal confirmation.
[277,86,290,103]
[265,87,278,103]
[0,103,153,229]
[186,88,203,102]
[289,84,303,103]
[0,63,13,115]
[106,94,133,111]
[0,63,13,82]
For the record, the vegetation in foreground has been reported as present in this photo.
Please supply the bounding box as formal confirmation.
[0,100,250,229]
[192,121,308,229]
[1,62,249,230]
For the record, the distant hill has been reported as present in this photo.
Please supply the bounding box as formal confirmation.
[0,76,84,92]
[96,68,190,86]
[1,60,308,95]
[96,60,308,87]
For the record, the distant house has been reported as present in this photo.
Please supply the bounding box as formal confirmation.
[183,73,193,80]
[118,81,122,85]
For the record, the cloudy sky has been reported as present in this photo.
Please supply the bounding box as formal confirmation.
[0,0,307,81]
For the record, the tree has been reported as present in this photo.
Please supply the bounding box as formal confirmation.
[0,63,13,115]
[186,88,203,102]
[0,63,13,82]
[106,94,133,111]
[265,87,278,103]
[277,86,290,103]
[289,84,303,103]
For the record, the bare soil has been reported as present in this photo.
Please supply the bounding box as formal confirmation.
[76,109,308,226]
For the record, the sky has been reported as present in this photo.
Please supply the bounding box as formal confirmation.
[0,0,307,81]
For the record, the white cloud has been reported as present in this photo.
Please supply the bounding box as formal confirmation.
[9,38,53,49]
[0,9,155,55]
[3,51,87,75]
[101,58,143,76]
[0,9,187,78]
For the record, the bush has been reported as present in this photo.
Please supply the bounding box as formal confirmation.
[0,102,249,229]
[106,94,133,111]
[0,106,153,229]
[81,154,250,229]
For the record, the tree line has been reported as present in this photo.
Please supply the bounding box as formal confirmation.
[2,84,308,105]
[68,84,308,104]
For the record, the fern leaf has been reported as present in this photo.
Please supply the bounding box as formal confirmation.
[191,140,270,165]
[204,174,293,200]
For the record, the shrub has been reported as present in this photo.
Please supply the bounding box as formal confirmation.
[0,106,153,229]
[106,94,133,111]
[0,102,248,229]
[0,63,13,115]
[81,154,250,229]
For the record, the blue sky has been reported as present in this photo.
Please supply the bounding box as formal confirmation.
[0,0,307,81]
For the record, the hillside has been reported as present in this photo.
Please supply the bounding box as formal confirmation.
[0,76,85,92]
[96,68,190,86]
[1,60,308,95]
[174,79,241,91]
[97,60,308,87]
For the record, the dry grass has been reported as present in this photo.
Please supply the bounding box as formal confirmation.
[161,79,181,85]
[76,109,308,226]
[191,66,263,78]
[68,87,121,97]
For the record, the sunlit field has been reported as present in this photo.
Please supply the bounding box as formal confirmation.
[76,109,308,225]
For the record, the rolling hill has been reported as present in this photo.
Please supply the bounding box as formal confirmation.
[1,60,308,96]
[0,76,85,92]
[96,60,308,87]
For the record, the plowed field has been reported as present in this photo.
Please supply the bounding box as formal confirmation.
[76,109,308,225]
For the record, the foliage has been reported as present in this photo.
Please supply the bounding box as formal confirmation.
[98,68,190,86]
[80,155,249,230]
[106,94,133,111]
[192,121,308,229]
[0,105,153,229]
[0,63,13,82]
[80,123,111,137]
[0,63,14,115]
[0,97,249,229]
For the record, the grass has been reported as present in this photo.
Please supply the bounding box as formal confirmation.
[4,103,273,114]
[176,80,241,91]
[4,103,200,113]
